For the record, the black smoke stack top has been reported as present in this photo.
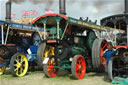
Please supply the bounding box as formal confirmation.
[59,0,66,15]
[6,1,11,22]
[124,0,128,13]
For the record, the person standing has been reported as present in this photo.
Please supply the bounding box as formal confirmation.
[103,45,118,79]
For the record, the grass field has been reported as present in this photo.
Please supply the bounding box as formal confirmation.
[0,68,113,85]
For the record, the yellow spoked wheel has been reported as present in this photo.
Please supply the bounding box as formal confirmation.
[37,42,54,69]
[43,46,54,60]
[10,53,28,77]
[0,58,6,75]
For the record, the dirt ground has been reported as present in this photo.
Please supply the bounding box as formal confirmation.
[0,69,114,85]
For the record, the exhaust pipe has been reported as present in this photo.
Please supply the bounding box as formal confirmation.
[5,1,11,22]
[124,0,128,13]
[59,0,66,15]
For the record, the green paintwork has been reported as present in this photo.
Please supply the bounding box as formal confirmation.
[54,64,71,69]
[41,18,48,24]
[46,26,63,39]
[54,60,71,69]
[55,17,62,22]
[88,31,97,49]
[68,17,105,31]
[72,37,87,55]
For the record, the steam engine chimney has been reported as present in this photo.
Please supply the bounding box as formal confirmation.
[124,0,128,13]
[59,0,66,15]
[5,1,11,22]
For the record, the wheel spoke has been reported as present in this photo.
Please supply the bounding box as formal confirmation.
[102,43,107,49]
[20,67,23,74]
[15,60,19,63]
[14,67,19,72]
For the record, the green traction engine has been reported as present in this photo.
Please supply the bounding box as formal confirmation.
[32,14,109,79]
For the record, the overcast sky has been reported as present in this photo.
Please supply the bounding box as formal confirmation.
[0,0,124,25]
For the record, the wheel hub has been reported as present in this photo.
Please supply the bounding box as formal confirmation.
[17,63,22,68]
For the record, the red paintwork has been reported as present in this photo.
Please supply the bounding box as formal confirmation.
[46,56,59,78]
[47,40,56,43]
[75,56,86,79]
[100,40,108,70]
[115,46,128,49]
[32,13,68,24]
[6,44,16,46]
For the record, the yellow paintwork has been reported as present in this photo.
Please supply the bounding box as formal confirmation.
[14,54,28,77]
[0,58,6,75]
[43,46,54,60]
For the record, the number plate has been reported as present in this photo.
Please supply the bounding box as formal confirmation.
[43,57,49,64]
[27,48,32,55]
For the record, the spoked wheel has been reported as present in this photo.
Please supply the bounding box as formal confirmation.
[43,55,59,78]
[37,43,54,69]
[0,58,6,75]
[92,39,108,72]
[10,53,28,77]
[108,57,118,81]
[71,55,86,79]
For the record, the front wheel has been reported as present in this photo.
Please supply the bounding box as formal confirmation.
[10,53,28,77]
[43,55,59,78]
[71,55,86,79]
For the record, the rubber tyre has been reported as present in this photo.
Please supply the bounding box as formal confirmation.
[43,55,58,78]
[92,39,98,69]
[108,57,114,81]
[37,42,46,69]
[10,53,28,77]
[92,39,108,72]
[71,55,86,80]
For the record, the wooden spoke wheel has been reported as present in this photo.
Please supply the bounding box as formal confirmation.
[71,55,86,79]
[43,56,59,78]
[10,53,28,77]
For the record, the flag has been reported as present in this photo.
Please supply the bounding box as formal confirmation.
[44,9,54,14]
[11,13,16,18]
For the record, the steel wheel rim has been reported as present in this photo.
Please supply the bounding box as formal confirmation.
[100,40,108,70]
[0,58,6,75]
[47,56,58,77]
[75,56,86,79]
[13,54,28,77]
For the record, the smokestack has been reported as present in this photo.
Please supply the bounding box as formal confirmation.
[6,1,11,22]
[124,0,128,13]
[59,0,66,15]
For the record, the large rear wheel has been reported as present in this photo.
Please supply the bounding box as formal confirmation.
[92,39,108,72]
[43,55,59,78]
[71,55,86,79]
[10,53,28,77]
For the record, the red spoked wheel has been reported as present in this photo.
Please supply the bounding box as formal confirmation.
[92,39,108,72]
[43,55,59,78]
[71,55,86,79]
[99,40,108,69]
